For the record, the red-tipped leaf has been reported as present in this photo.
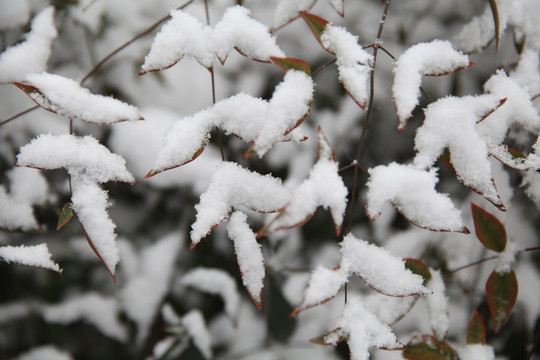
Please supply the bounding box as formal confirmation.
[300,12,329,48]
[56,202,73,231]
[467,309,487,344]
[271,57,311,75]
[486,269,518,333]
[471,203,507,252]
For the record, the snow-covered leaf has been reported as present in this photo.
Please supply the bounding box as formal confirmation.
[403,334,459,360]
[366,162,468,232]
[0,7,57,83]
[471,203,507,252]
[486,269,518,333]
[227,211,265,310]
[0,186,39,231]
[260,127,347,237]
[392,40,472,131]
[140,6,284,74]
[180,310,213,359]
[413,95,505,209]
[467,309,487,345]
[311,327,346,345]
[300,11,329,43]
[15,73,143,124]
[273,0,317,30]
[426,270,449,341]
[190,162,290,246]
[489,144,529,171]
[42,292,127,342]
[0,244,61,272]
[404,258,431,285]
[17,134,135,184]
[180,268,240,321]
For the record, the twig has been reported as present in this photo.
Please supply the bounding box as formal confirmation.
[447,246,540,274]
[312,58,337,76]
[0,105,39,127]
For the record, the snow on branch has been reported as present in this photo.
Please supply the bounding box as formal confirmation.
[15,73,143,124]
[413,95,506,210]
[259,127,348,237]
[273,0,344,30]
[0,7,57,83]
[366,162,468,232]
[140,5,284,74]
[293,234,429,315]
[0,244,61,272]
[190,162,290,247]
[180,310,213,360]
[392,40,472,132]
[146,70,313,177]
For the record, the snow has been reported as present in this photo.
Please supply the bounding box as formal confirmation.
[180,267,240,321]
[366,162,466,232]
[42,292,127,342]
[227,211,265,309]
[0,0,30,30]
[511,49,540,96]
[21,73,142,124]
[0,244,61,272]
[120,233,182,344]
[11,345,73,360]
[181,310,213,359]
[458,344,495,360]
[295,265,348,313]
[0,7,57,83]
[273,0,316,30]
[392,40,471,131]
[0,186,39,231]
[320,24,373,108]
[364,292,418,326]
[141,6,284,73]
[16,134,135,184]
[426,270,449,340]
[7,167,48,206]
[413,95,504,209]
[190,162,290,245]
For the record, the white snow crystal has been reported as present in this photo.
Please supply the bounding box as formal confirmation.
[0,7,57,83]
[227,211,265,309]
[0,244,61,272]
[426,270,449,340]
[366,162,466,232]
[392,40,471,131]
[458,344,495,360]
[20,73,142,124]
[181,310,213,359]
[191,162,290,245]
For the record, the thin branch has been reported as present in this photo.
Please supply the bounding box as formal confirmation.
[447,246,540,274]
[312,58,337,76]
[0,105,39,127]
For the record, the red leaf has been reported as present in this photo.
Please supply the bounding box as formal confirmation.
[486,269,518,333]
[467,309,487,344]
[271,57,311,75]
[471,203,507,252]
[403,335,459,360]
[300,12,330,49]
[56,202,73,231]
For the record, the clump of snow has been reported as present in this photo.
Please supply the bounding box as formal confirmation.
[181,310,213,359]
[11,345,73,360]
[0,7,57,83]
[366,162,467,232]
[42,292,127,342]
[7,167,48,205]
[458,344,495,360]
[180,267,240,321]
[227,211,265,309]
[0,244,61,272]
[20,73,142,124]
[320,24,373,109]
[294,265,347,314]
[510,49,540,96]
[0,186,39,231]
[495,239,521,274]
[191,162,290,246]
[17,134,135,184]
[413,95,505,209]
[426,270,449,340]
[273,0,316,30]
[392,40,471,131]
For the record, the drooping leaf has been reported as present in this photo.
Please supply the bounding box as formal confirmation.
[471,203,507,252]
[403,335,459,360]
[404,258,432,285]
[467,309,487,344]
[271,56,311,75]
[300,12,329,45]
[488,0,500,52]
[56,202,73,231]
[486,269,518,333]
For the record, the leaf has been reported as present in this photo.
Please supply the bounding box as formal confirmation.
[426,270,449,341]
[471,203,507,252]
[180,310,213,360]
[311,328,346,345]
[467,310,487,344]
[300,12,329,46]
[392,40,472,131]
[366,162,469,233]
[488,0,500,52]
[404,259,432,285]
[15,73,143,124]
[486,269,518,333]
[489,143,529,170]
[272,0,317,31]
[271,57,311,75]
[56,202,73,231]
[0,244,61,272]
[403,335,459,360]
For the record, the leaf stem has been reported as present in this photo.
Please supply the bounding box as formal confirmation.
[312,58,337,76]
[447,246,540,274]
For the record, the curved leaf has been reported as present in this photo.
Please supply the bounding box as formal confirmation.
[488,0,500,52]
[467,309,487,344]
[300,11,329,46]
[486,269,518,333]
[271,56,311,75]
[471,203,507,252]
[56,202,73,231]
[404,335,459,360]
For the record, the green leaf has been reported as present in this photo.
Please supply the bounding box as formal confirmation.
[403,335,459,360]
[488,0,500,52]
[486,269,518,333]
[471,203,507,252]
[56,202,74,231]
[300,12,329,49]
[270,57,311,75]
[404,258,432,286]
[467,309,487,344]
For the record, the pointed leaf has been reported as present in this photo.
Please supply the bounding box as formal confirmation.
[316,126,336,161]
[404,258,431,285]
[486,269,518,333]
[300,12,329,46]
[467,310,487,344]
[271,57,311,75]
[0,244,61,272]
[403,335,459,360]
[489,144,529,171]
[311,328,346,345]
[471,203,507,252]
[56,202,73,231]
[328,0,345,17]
[488,0,500,52]
[272,0,317,31]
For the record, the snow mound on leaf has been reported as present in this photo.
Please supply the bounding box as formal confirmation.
[0,244,60,272]
[366,162,466,232]
[181,310,213,359]
[273,0,316,30]
[0,7,57,82]
[426,270,449,340]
